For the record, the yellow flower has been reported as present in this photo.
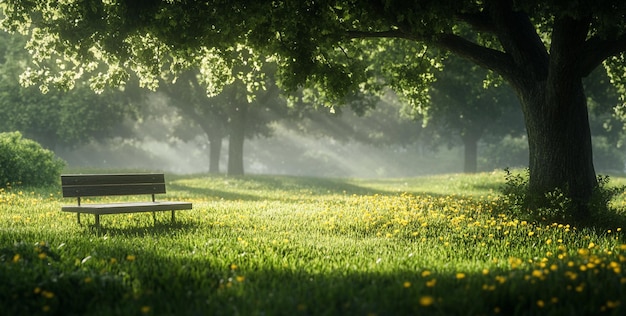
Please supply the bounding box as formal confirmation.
[141,306,151,314]
[421,270,431,278]
[575,284,585,292]
[12,254,20,263]
[537,300,545,308]
[126,255,136,261]
[42,291,54,299]
[419,295,435,307]
[403,281,411,288]
[236,275,245,282]
[426,279,437,287]
[456,273,466,280]
[38,252,47,260]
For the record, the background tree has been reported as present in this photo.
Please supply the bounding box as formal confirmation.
[160,61,293,176]
[584,66,626,172]
[4,1,626,218]
[426,55,522,173]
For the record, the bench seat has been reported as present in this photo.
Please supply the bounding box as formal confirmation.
[61,201,193,215]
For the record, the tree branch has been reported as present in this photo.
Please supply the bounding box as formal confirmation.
[346,30,517,81]
[485,0,549,81]
[346,29,414,41]
[580,34,626,76]
[455,12,496,33]
[434,34,516,80]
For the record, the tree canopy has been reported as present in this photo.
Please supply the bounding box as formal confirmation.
[3,0,626,218]
[0,29,134,149]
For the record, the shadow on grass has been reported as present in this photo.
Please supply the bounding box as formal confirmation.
[82,219,203,237]
[2,235,624,316]
[167,183,266,201]
[167,175,394,202]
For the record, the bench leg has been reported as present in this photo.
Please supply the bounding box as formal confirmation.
[152,211,157,224]
[77,213,81,225]
[171,210,175,223]
[95,214,100,228]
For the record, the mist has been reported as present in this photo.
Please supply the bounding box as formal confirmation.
[56,125,467,177]
[52,90,537,177]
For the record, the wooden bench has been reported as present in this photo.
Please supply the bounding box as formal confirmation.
[61,173,192,228]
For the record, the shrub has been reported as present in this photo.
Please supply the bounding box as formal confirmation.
[0,131,65,187]
[500,168,622,224]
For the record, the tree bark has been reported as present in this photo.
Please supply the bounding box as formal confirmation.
[517,79,597,219]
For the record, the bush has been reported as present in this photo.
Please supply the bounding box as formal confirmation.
[500,168,623,224]
[0,132,65,187]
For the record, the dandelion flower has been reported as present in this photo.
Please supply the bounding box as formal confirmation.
[419,295,435,307]
[403,281,411,288]
[141,306,151,314]
[126,255,136,261]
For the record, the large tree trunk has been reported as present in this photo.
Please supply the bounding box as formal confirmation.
[227,101,248,176]
[518,79,597,219]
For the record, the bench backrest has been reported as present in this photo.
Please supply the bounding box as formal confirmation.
[61,174,167,198]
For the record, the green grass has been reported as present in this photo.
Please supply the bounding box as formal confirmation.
[1,171,626,315]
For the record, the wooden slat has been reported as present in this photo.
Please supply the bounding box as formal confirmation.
[61,174,165,186]
[61,201,193,215]
[62,183,167,197]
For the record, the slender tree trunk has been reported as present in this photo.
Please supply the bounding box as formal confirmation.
[518,79,597,219]
[462,132,480,173]
[208,133,222,174]
[197,119,225,174]
[227,101,248,176]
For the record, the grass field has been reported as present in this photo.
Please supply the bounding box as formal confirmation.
[1,170,626,315]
